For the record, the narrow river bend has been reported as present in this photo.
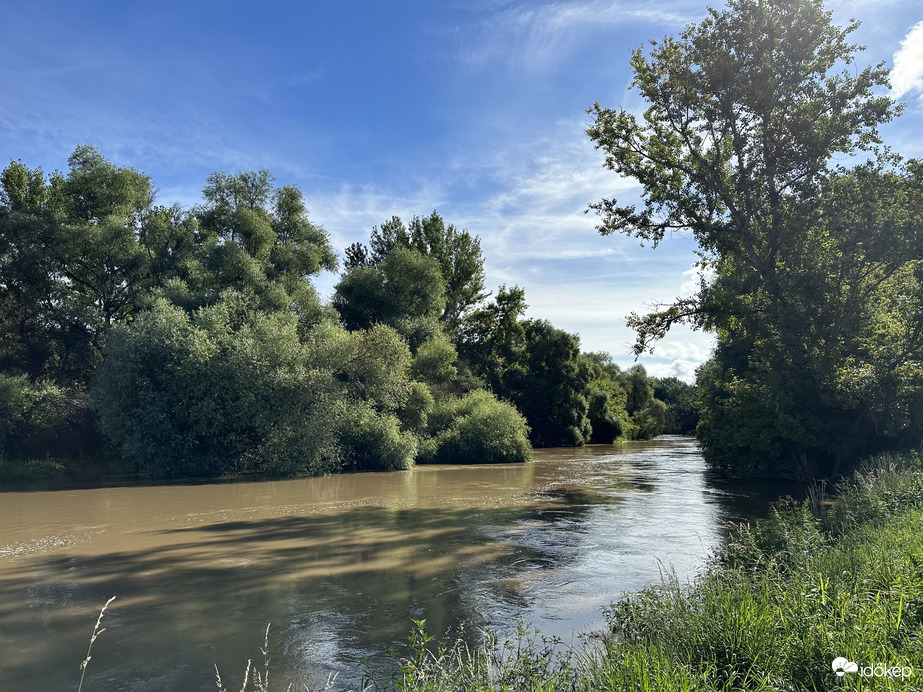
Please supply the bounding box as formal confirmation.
[0,436,788,691]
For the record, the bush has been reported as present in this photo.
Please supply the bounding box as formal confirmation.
[94,298,419,478]
[399,382,435,435]
[94,299,339,477]
[337,404,416,471]
[94,301,244,477]
[419,390,531,464]
[0,374,102,464]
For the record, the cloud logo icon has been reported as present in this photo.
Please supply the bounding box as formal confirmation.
[832,657,859,676]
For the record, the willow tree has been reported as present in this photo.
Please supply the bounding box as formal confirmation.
[588,0,923,478]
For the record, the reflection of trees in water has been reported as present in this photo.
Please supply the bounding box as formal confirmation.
[2,437,790,690]
[704,475,807,526]
[314,497,604,680]
[0,499,601,691]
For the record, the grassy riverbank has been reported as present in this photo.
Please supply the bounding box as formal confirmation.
[358,452,922,691]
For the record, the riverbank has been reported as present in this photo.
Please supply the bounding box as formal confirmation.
[356,451,922,691]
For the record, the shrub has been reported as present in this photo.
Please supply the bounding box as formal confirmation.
[0,374,101,464]
[337,404,416,471]
[419,390,531,464]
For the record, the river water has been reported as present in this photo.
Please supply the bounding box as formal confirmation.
[0,436,792,690]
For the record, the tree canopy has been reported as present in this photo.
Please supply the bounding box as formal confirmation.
[588,0,923,478]
[1,148,687,479]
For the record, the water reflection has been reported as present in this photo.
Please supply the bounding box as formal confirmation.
[0,436,794,690]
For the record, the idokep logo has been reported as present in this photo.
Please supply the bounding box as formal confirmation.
[832,657,859,676]
[832,657,913,680]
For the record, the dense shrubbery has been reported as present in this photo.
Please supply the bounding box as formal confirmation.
[0,374,101,467]
[1,149,687,480]
[418,390,532,464]
[337,215,686,456]
[93,297,418,477]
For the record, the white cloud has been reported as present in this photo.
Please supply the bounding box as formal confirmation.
[640,358,700,383]
[891,21,923,101]
[301,118,713,367]
[652,340,711,362]
[459,1,700,72]
[679,261,716,295]
[453,118,644,265]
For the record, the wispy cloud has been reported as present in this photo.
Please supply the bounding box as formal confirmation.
[458,0,700,73]
[891,21,923,102]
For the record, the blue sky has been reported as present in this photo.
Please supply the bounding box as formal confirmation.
[3,0,922,381]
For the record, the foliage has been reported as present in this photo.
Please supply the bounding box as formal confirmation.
[0,148,341,473]
[305,321,414,414]
[458,302,675,446]
[399,381,435,435]
[93,296,415,477]
[334,246,446,350]
[344,212,487,336]
[457,285,528,393]
[0,149,155,384]
[337,402,416,471]
[653,376,698,434]
[587,0,922,477]
[95,299,299,477]
[411,334,459,394]
[418,390,532,464]
[579,352,630,443]
[499,320,592,447]
[0,373,100,463]
[612,364,669,440]
[3,147,678,477]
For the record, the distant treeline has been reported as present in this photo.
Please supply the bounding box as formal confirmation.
[0,148,694,480]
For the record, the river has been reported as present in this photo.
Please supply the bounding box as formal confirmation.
[0,436,794,690]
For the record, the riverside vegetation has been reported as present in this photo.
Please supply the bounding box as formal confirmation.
[4,0,919,484]
[587,0,923,480]
[0,154,691,481]
[11,0,923,686]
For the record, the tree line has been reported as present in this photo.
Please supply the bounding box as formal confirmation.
[7,0,909,484]
[0,149,691,479]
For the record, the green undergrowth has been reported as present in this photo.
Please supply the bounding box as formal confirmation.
[0,456,65,482]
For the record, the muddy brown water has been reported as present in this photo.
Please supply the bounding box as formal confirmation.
[0,436,795,690]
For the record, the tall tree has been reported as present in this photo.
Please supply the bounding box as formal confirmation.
[501,319,592,447]
[342,212,487,336]
[457,285,528,391]
[587,0,922,477]
[334,246,446,350]
[183,169,337,325]
[1,147,159,382]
